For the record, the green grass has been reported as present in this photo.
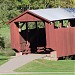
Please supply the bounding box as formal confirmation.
[0,56,10,65]
[15,59,75,72]
[1,73,75,75]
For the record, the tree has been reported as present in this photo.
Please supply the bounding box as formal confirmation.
[0,0,20,25]
[60,0,73,8]
[45,0,73,8]
[72,0,75,7]
[16,0,29,12]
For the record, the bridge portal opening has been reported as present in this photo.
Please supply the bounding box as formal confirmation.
[18,21,46,54]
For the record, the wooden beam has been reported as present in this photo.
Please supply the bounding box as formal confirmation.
[67,20,71,27]
[51,21,54,25]
[35,21,37,29]
[35,21,38,48]
[59,20,63,28]
[26,22,28,42]
[20,22,25,28]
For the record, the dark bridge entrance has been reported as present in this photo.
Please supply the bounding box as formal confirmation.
[19,21,46,54]
[29,28,46,53]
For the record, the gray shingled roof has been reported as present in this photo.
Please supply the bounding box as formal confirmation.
[29,8,75,21]
[65,8,75,17]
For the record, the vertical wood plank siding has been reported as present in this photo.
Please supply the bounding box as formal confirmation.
[10,22,20,51]
[46,24,75,57]
[45,22,50,48]
[20,33,26,51]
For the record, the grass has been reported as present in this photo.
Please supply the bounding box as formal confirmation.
[0,73,74,75]
[15,59,75,72]
[0,56,10,65]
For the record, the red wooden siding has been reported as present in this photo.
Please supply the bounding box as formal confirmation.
[45,22,50,48]
[10,22,20,51]
[70,28,75,55]
[14,13,41,22]
[46,24,75,57]
[45,22,56,49]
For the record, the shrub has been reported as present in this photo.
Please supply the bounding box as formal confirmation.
[4,48,16,56]
[0,34,5,49]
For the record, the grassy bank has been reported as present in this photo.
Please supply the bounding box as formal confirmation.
[15,59,75,72]
[0,56,10,65]
[1,73,75,75]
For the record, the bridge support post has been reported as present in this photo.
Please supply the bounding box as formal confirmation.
[50,51,58,61]
[16,52,22,56]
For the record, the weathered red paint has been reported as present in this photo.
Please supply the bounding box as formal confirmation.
[14,13,41,22]
[20,34,26,51]
[10,22,20,51]
[8,10,75,58]
[45,22,50,48]
[46,27,75,57]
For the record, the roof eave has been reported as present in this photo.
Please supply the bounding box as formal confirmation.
[7,10,50,24]
[7,10,29,24]
[28,10,50,23]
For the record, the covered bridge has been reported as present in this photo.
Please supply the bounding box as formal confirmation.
[8,8,75,60]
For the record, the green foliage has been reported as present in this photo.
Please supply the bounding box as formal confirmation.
[0,34,5,49]
[28,22,36,29]
[72,0,75,7]
[0,26,16,56]
[37,22,45,28]
[4,48,15,56]
[16,0,29,12]
[0,0,20,26]
[45,0,73,8]
[0,26,10,47]
[0,48,15,56]
[55,21,60,27]
[63,20,68,27]
[55,20,69,27]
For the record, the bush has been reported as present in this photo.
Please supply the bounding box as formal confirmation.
[0,48,16,56]
[0,26,16,56]
[0,34,5,49]
[0,33,15,56]
[4,48,16,56]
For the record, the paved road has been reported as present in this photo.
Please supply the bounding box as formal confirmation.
[0,54,46,73]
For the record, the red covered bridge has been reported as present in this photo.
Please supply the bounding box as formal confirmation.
[8,8,75,60]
